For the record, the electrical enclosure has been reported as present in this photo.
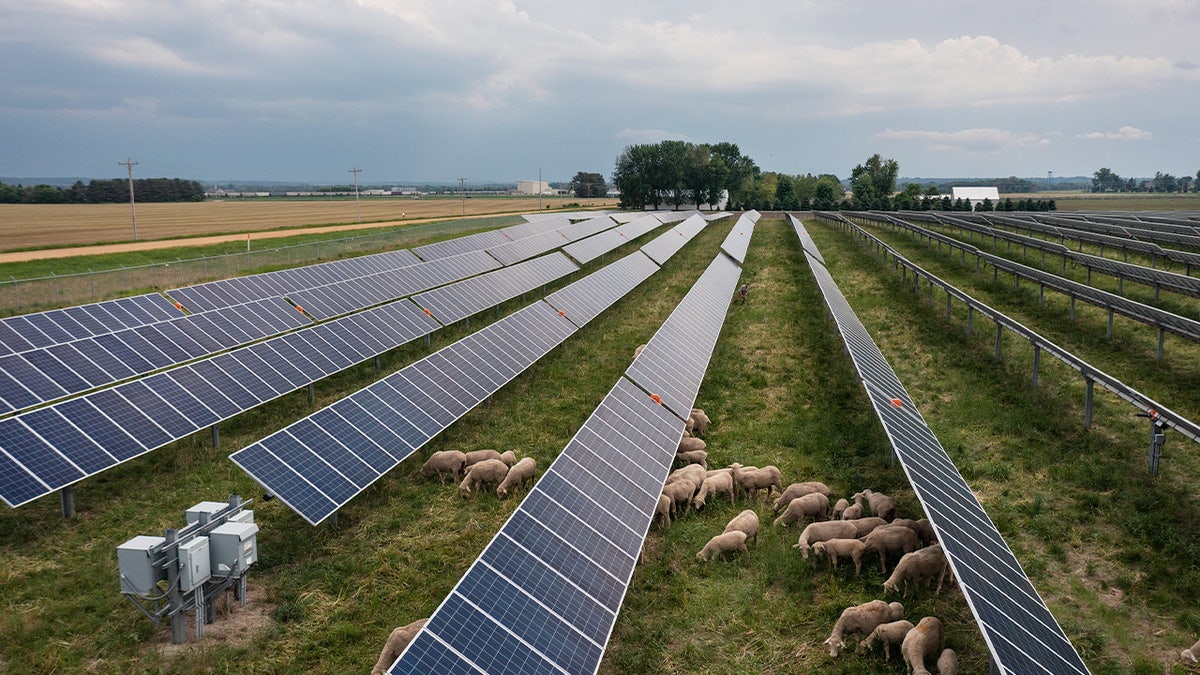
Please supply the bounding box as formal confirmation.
[185,501,229,525]
[178,536,211,593]
[209,521,259,576]
[117,535,166,595]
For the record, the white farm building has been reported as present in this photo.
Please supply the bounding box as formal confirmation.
[952,187,1000,207]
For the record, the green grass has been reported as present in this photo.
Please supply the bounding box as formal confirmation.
[1,215,1199,673]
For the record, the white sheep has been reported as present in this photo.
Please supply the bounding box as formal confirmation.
[831,497,849,520]
[689,409,711,437]
[810,538,867,576]
[937,648,958,675]
[675,449,708,469]
[772,493,829,528]
[823,599,904,657]
[856,619,914,659]
[793,520,859,559]
[861,524,921,573]
[371,618,428,675]
[654,493,673,529]
[667,464,707,493]
[844,516,889,537]
[457,458,509,497]
[421,450,466,484]
[772,482,832,512]
[496,457,536,498]
[1182,638,1200,663]
[683,416,695,437]
[661,480,695,516]
[723,509,760,547]
[853,489,897,521]
[883,544,949,597]
[464,449,503,467]
[693,471,736,511]
[892,517,936,546]
[840,502,864,520]
[901,616,944,675]
[678,436,707,454]
[633,343,646,359]
[695,530,748,562]
[498,450,518,467]
[729,463,782,500]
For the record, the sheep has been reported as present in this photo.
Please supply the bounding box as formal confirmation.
[861,524,921,573]
[853,489,897,521]
[689,409,711,437]
[678,436,707,454]
[695,530,748,562]
[463,449,503,467]
[900,616,944,675]
[772,493,829,528]
[633,343,646,359]
[810,538,867,576]
[457,458,509,497]
[420,450,466,484]
[684,416,696,437]
[844,516,889,537]
[831,497,849,520]
[499,450,518,467]
[840,502,864,520]
[883,544,949,597]
[772,482,832,512]
[1182,638,1200,663]
[661,480,696,515]
[370,618,428,675]
[496,457,536,498]
[654,493,673,529]
[823,599,904,657]
[693,470,736,511]
[856,619,914,659]
[892,517,936,546]
[937,648,958,675]
[793,520,859,559]
[667,464,707,493]
[729,463,782,501]
[675,449,708,469]
[723,509,760,547]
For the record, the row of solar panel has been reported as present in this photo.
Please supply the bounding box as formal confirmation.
[413,215,574,262]
[0,297,310,416]
[719,210,759,264]
[1039,212,1200,247]
[390,239,747,674]
[414,253,580,325]
[793,218,1089,675]
[562,214,665,264]
[979,212,1200,269]
[485,216,614,267]
[0,293,182,357]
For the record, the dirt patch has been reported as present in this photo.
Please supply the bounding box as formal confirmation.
[154,580,274,659]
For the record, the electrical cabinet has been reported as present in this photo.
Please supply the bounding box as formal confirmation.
[229,509,254,524]
[178,536,211,593]
[185,501,229,525]
[209,521,259,576]
[117,535,166,595]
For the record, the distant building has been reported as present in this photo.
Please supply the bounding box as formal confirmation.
[951,187,1000,207]
[517,180,554,195]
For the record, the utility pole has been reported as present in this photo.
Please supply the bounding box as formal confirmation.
[349,167,362,222]
[458,176,467,215]
[538,167,542,212]
[119,158,139,240]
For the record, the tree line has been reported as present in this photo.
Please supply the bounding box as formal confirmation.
[611,141,759,210]
[0,178,206,204]
[1092,167,1199,193]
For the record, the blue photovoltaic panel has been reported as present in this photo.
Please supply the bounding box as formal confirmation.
[486,230,572,266]
[562,215,665,265]
[413,253,579,325]
[719,211,759,264]
[795,222,1089,675]
[638,214,709,266]
[545,251,658,328]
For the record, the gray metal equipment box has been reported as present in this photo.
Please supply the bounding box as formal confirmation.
[209,521,259,576]
[117,535,166,595]
[178,536,211,593]
[185,501,230,525]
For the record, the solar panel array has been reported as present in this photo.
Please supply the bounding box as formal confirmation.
[545,252,660,328]
[562,215,666,265]
[640,214,709,265]
[389,250,745,675]
[413,253,580,325]
[485,217,618,267]
[413,216,575,261]
[719,210,759,264]
[0,293,181,355]
[793,219,1090,675]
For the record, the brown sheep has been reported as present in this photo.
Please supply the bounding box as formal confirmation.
[857,619,914,659]
[498,450,518,467]
[695,530,747,562]
[772,493,829,528]
[678,436,707,454]
[892,517,936,546]
[823,599,904,657]
[654,493,673,529]
[693,471,736,511]
[840,502,864,520]
[937,648,958,675]
[661,480,695,516]
[675,449,708,469]
[883,543,949,597]
[853,489,897,521]
[844,516,889,537]
[667,464,707,492]
[1182,637,1200,663]
[793,520,859,559]
[371,618,428,674]
[729,463,782,500]
[861,524,921,573]
[810,538,867,576]
[495,457,536,498]
[771,482,833,512]
[901,616,945,675]
[457,459,509,497]
[421,450,466,484]
[689,409,711,437]
[831,497,850,520]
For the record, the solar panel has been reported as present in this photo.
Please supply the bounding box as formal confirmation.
[639,214,709,266]
[414,253,579,325]
[794,220,1090,675]
[545,251,659,328]
[720,211,758,263]
[563,215,664,265]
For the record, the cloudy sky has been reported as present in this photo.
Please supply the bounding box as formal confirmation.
[2,0,1198,184]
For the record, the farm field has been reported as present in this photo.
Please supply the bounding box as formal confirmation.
[0,213,1198,673]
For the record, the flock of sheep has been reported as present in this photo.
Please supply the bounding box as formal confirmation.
[419,448,537,499]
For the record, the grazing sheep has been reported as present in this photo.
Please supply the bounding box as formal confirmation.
[695,530,748,562]
[811,538,867,576]
[496,457,536,498]
[371,618,428,675]
[729,463,782,501]
[793,520,859,559]
[1182,638,1200,663]
[723,509,760,547]
[678,436,707,454]
[654,494,673,529]
[772,482,833,512]
[421,450,467,484]
[844,516,889,537]
[901,616,945,675]
[892,517,936,546]
[937,648,958,675]
[661,480,695,515]
[823,600,905,657]
[853,489,897,521]
[499,450,518,467]
[634,343,647,359]
[675,449,708,469]
[861,524,921,573]
[457,459,509,497]
[693,471,736,511]
[464,449,503,467]
[689,409,711,437]
[831,497,849,520]
[883,544,949,597]
[840,502,864,520]
[667,464,707,493]
[684,416,696,437]
[772,493,829,528]
[857,619,914,659]
[706,467,735,477]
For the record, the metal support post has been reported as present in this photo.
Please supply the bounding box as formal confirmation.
[424,334,431,349]
[307,383,315,404]
[211,425,219,450]
[1107,309,1114,339]
[165,529,188,644]
[1070,297,1076,321]
[1031,345,1041,387]
[1157,329,1165,362]
[1039,285,1044,307]
[994,324,1003,361]
[946,293,952,319]
[60,484,75,518]
[1084,379,1095,429]
[967,306,974,336]
[1148,419,1166,476]
[374,355,381,372]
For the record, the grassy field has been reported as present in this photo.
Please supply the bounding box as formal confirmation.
[1,213,1199,673]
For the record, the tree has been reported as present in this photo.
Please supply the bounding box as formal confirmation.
[709,142,759,208]
[1092,167,1122,193]
[1179,175,1192,194]
[1152,172,1178,193]
[850,154,899,206]
[571,172,607,198]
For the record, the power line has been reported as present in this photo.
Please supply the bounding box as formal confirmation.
[118,158,139,240]
[458,176,467,215]
[349,167,362,222]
